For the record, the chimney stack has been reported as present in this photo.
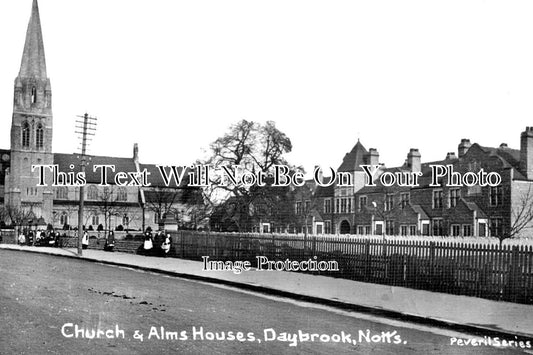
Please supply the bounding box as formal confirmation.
[458,139,471,158]
[446,152,457,160]
[133,143,139,164]
[520,127,533,180]
[366,148,379,166]
[407,148,421,173]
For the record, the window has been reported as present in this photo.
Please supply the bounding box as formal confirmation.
[449,188,460,208]
[340,198,347,213]
[31,86,37,104]
[385,220,394,235]
[400,225,417,236]
[433,190,443,209]
[375,223,383,235]
[347,198,352,213]
[432,219,444,236]
[384,194,394,211]
[87,185,98,200]
[55,187,68,199]
[463,224,472,236]
[422,222,430,236]
[335,199,340,214]
[36,124,43,149]
[22,122,30,147]
[490,218,503,237]
[91,215,99,226]
[490,186,503,206]
[295,201,302,215]
[479,222,487,237]
[316,223,323,234]
[451,224,461,236]
[122,214,130,226]
[117,187,127,201]
[357,225,366,235]
[400,192,410,208]
[324,199,331,214]
[304,200,310,213]
[358,195,367,211]
[154,212,160,224]
[60,212,68,226]
[365,225,372,235]
[325,220,331,234]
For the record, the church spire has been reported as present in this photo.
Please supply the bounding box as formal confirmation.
[18,0,47,79]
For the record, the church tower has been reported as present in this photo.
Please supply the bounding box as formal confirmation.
[5,0,54,223]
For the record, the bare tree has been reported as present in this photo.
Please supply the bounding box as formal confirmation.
[144,187,183,225]
[3,205,33,235]
[500,184,533,245]
[96,186,128,232]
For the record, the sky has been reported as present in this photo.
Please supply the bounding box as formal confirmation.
[1,0,533,175]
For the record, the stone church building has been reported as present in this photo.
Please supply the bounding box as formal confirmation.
[0,0,200,233]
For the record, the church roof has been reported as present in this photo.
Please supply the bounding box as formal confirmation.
[19,0,48,80]
[54,153,137,185]
[53,153,192,188]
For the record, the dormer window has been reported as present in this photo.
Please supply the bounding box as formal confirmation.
[31,87,37,104]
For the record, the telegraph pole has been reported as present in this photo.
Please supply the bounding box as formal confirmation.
[76,113,97,256]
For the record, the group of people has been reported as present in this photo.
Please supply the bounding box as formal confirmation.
[81,231,115,252]
[18,229,61,247]
[140,230,172,257]
[17,228,171,256]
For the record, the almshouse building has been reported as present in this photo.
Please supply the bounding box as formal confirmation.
[295,130,533,238]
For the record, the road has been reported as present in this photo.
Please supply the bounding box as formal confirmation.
[0,249,528,354]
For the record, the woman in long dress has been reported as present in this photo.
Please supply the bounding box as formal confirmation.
[142,232,153,256]
[82,231,89,250]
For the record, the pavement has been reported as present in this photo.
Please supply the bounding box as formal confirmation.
[1,243,532,340]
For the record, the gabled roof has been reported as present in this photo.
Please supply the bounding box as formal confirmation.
[411,204,429,220]
[54,153,137,185]
[463,200,487,218]
[337,140,368,172]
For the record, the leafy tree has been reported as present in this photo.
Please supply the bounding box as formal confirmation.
[204,119,298,232]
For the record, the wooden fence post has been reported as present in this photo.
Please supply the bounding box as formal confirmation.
[429,241,435,285]
[510,245,520,303]
[365,239,371,282]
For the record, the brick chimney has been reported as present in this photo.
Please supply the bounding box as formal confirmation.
[366,148,379,166]
[458,139,471,158]
[520,127,533,180]
[446,152,457,160]
[407,148,421,173]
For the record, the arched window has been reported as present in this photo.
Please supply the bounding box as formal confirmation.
[36,124,44,149]
[31,87,37,104]
[60,212,68,226]
[117,187,127,201]
[22,122,30,147]
[87,185,98,200]
[56,187,68,199]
